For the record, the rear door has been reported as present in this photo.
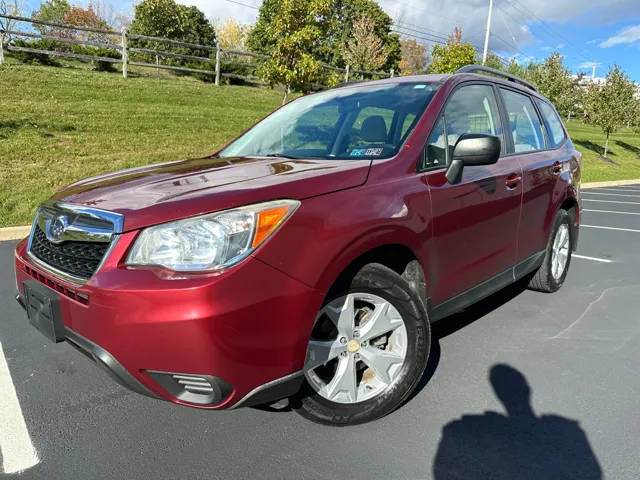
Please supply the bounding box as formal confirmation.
[422,83,522,306]
[498,88,566,262]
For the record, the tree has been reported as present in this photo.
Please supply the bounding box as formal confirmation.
[427,28,475,74]
[248,0,400,72]
[343,15,387,73]
[216,18,250,52]
[399,38,426,75]
[258,0,332,103]
[130,0,215,47]
[0,0,25,44]
[527,53,582,119]
[583,65,637,159]
[30,0,70,35]
[482,52,504,71]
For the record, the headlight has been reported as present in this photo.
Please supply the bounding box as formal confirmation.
[126,200,299,272]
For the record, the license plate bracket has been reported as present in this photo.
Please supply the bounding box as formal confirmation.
[23,279,65,343]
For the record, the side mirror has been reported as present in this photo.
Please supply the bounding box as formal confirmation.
[445,134,501,184]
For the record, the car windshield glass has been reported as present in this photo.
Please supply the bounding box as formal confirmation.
[219,82,440,160]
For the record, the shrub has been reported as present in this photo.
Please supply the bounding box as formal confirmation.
[71,45,121,72]
[11,39,62,65]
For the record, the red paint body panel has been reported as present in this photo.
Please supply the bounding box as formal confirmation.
[14,73,582,409]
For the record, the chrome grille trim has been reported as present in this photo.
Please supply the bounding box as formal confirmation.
[26,201,124,285]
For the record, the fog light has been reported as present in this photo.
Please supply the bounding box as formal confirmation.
[147,371,233,405]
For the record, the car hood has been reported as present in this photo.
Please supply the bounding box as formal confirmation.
[52,156,372,231]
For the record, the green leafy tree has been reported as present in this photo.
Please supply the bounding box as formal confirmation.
[258,0,332,103]
[30,0,70,35]
[482,52,504,71]
[583,65,637,159]
[427,28,475,74]
[129,0,215,47]
[527,53,581,119]
[248,0,399,72]
[129,0,216,79]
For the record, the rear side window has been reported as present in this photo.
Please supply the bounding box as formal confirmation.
[535,99,567,148]
[500,88,545,153]
[424,84,502,167]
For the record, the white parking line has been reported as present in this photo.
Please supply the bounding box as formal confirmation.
[572,254,613,263]
[585,209,640,216]
[582,225,640,233]
[590,188,640,194]
[0,342,39,474]
[582,192,640,198]
[582,199,640,205]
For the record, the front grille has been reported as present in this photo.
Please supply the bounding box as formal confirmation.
[30,225,109,280]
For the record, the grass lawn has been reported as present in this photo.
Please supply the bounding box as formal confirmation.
[1,60,639,227]
[0,61,284,227]
[565,121,640,183]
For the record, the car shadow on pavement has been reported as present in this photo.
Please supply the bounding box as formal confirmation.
[431,364,602,479]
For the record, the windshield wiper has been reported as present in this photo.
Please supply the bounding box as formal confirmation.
[263,153,303,159]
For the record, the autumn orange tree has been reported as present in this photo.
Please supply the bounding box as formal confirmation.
[343,14,388,73]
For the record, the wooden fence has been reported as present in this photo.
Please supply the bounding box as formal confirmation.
[0,14,394,88]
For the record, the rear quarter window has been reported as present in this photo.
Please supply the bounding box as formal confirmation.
[535,99,567,148]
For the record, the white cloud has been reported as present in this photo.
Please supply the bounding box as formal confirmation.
[577,61,600,68]
[600,24,640,48]
[177,0,259,25]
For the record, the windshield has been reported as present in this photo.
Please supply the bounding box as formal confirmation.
[219,82,440,160]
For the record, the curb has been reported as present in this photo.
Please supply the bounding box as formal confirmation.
[0,226,31,242]
[1,179,639,241]
[581,179,640,189]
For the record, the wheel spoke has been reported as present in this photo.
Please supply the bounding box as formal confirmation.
[324,354,358,402]
[359,301,403,342]
[325,294,355,337]
[305,339,345,370]
[359,346,404,385]
[559,227,569,249]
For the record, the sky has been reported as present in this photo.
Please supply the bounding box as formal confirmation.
[23,0,640,81]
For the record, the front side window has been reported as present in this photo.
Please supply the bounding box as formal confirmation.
[424,84,502,167]
[219,82,440,160]
[501,88,545,153]
[535,99,567,148]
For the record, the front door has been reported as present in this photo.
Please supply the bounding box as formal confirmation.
[422,83,522,307]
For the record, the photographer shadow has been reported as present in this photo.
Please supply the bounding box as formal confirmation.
[432,364,602,479]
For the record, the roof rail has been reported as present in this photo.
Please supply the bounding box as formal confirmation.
[455,65,537,92]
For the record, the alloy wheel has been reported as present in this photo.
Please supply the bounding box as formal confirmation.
[551,223,570,280]
[304,293,408,404]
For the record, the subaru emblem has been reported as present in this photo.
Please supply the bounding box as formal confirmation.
[47,215,69,244]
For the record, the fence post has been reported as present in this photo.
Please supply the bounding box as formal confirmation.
[390,68,394,78]
[215,44,221,86]
[121,28,128,79]
[0,32,5,65]
[345,65,350,83]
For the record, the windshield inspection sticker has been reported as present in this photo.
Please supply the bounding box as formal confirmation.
[365,148,384,156]
[350,148,367,157]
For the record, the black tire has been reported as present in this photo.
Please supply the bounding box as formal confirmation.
[293,263,431,426]
[528,209,573,293]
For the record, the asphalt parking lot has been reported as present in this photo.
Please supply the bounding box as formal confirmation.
[1,184,639,479]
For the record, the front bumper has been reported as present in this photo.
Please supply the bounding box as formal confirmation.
[14,235,321,408]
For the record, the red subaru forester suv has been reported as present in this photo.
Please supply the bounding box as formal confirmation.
[14,66,581,425]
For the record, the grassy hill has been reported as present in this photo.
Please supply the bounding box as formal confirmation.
[1,62,639,227]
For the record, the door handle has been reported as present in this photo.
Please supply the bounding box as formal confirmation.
[552,161,562,174]
[505,174,522,189]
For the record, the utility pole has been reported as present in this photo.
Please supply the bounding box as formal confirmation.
[482,0,494,65]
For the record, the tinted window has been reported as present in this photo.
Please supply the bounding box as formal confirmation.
[437,84,503,162]
[219,82,440,160]
[500,88,545,153]
[535,99,566,148]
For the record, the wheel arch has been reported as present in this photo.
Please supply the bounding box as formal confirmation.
[322,243,428,311]
[559,195,579,251]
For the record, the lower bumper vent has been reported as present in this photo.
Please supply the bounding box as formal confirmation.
[147,371,233,406]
